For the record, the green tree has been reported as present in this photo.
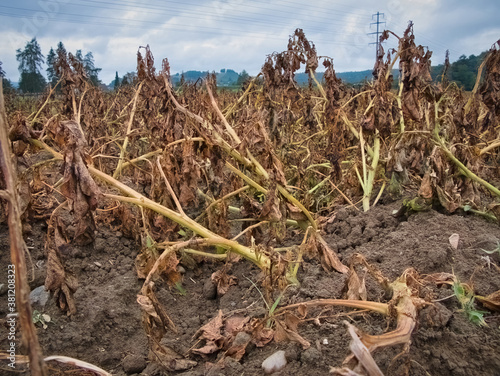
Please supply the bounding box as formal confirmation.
[237,70,250,87]
[56,42,67,59]
[0,60,14,94]
[46,47,58,86]
[432,51,487,91]
[75,49,84,63]
[113,71,120,90]
[83,52,101,86]
[121,72,137,87]
[16,37,46,93]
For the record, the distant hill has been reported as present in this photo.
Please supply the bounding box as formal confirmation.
[170,69,239,87]
[294,69,400,85]
[167,69,396,87]
[109,51,488,91]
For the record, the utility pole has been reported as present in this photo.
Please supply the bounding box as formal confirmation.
[368,12,386,60]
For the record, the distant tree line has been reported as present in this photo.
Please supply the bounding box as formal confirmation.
[1,37,102,94]
[431,52,488,91]
[1,41,490,94]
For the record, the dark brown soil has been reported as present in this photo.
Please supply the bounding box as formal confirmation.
[1,202,500,376]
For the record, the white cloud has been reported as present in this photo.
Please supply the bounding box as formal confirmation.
[1,0,498,83]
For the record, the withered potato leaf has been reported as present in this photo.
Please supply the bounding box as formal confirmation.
[45,221,78,315]
[56,120,100,245]
[477,290,500,312]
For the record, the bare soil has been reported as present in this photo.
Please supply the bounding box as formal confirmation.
[1,202,500,376]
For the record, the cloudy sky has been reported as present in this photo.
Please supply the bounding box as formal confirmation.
[1,0,499,84]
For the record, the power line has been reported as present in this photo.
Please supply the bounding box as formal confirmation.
[75,0,366,28]
[0,2,370,43]
[368,11,385,61]
[0,8,368,48]
[44,0,362,34]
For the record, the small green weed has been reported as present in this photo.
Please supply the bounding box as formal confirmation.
[452,278,487,327]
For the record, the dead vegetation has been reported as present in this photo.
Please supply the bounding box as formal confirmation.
[1,25,500,375]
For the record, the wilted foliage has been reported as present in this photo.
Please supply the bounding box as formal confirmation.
[3,25,500,376]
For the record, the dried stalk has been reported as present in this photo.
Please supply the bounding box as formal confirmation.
[28,78,62,125]
[156,156,186,216]
[113,81,144,178]
[116,137,204,172]
[223,73,261,117]
[29,138,271,270]
[432,102,500,198]
[0,81,47,375]
[206,82,241,146]
[355,128,381,211]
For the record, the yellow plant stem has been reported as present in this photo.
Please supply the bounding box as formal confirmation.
[274,299,389,316]
[480,140,500,156]
[432,103,500,198]
[113,81,144,178]
[356,128,381,211]
[225,161,268,194]
[206,82,241,146]
[29,138,271,270]
[116,137,204,172]
[223,73,261,118]
[100,194,270,270]
[182,249,227,259]
[28,78,62,125]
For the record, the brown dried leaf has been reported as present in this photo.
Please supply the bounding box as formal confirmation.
[274,315,310,349]
[137,294,159,319]
[158,251,182,287]
[45,221,78,315]
[56,120,100,245]
[211,268,237,296]
[422,272,455,285]
[346,267,367,301]
[150,342,197,371]
[139,286,177,340]
[297,304,308,319]
[224,315,250,337]
[418,171,433,199]
[260,184,282,222]
[191,341,221,356]
[193,310,225,355]
[436,185,461,213]
[225,331,252,361]
[9,113,40,142]
[196,310,224,342]
[286,203,308,221]
[135,250,157,279]
[251,321,274,347]
[316,235,349,274]
[112,204,139,239]
[477,290,500,312]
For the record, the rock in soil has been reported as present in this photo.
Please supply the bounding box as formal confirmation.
[122,353,147,374]
[262,350,287,374]
[203,278,217,300]
[29,285,50,308]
